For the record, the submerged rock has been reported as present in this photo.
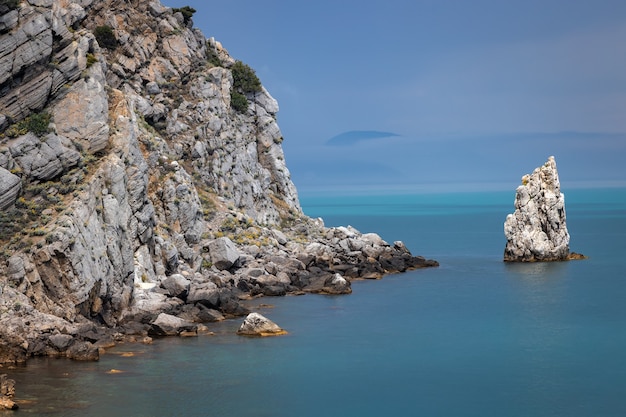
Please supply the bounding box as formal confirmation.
[237,312,286,337]
[503,156,583,262]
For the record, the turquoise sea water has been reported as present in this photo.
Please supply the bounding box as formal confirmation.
[6,188,626,417]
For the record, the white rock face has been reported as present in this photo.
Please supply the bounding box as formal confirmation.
[503,156,570,261]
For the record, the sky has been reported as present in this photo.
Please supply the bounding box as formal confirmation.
[165,0,626,194]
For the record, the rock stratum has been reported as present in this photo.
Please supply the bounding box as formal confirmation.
[0,0,437,365]
[503,156,584,262]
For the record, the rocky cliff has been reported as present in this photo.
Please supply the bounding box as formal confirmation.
[0,0,437,364]
[503,156,583,262]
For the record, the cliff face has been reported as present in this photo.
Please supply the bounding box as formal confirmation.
[503,156,575,262]
[0,0,437,364]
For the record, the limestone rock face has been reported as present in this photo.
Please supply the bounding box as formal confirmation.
[0,0,96,128]
[9,133,81,180]
[503,156,572,262]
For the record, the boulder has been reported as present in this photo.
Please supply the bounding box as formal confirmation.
[178,304,225,323]
[322,273,352,295]
[0,374,17,410]
[197,306,225,322]
[48,334,74,351]
[216,288,250,316]
[208,237,241,270]
[161,274,191,299]
[237,312,286,337]
[0,167,21,210]
[503,156,582,262]
[0,396,17,411]
[186,282,220,308]
[149,313,197,336]
[66,341,99,361]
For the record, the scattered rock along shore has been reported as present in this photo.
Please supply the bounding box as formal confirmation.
[0,374,17,411]
[0,0,438,372]
[503,156,585,262]
[237,312,287,337]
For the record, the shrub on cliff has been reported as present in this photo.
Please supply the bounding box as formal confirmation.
[94,25,117,50]
[173,6,196,24]
[231,61,262,94]
[231,91,249,113]
[207,46,222,67]
[5,112,52,138]
[230,61,262,113]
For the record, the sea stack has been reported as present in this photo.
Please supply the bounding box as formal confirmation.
[503,156,582,262]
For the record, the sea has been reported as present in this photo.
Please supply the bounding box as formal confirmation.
[4,187,626,417]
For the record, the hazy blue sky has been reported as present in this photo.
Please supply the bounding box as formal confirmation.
[165,0,626,193]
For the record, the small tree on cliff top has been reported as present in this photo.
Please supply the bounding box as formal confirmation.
[231,61,262,94]
[173,6,196,24]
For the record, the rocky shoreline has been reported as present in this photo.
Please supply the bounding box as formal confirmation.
[1,222,437,410]
[0,219,437,365]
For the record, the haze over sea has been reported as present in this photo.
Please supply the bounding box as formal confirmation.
[7,187,626,417]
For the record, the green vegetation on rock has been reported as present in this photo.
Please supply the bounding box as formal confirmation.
[5,112,52,138]
[207,45,222,67]
[173,6,196,24]
[94,25,117,50]
[230,91,249,113]
[231,61,262,94]
[230,61,262,113]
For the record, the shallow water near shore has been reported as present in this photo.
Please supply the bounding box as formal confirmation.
[5,188,626,417]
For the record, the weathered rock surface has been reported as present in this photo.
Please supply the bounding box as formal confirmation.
[0,167,20,209]
[237,312,286,336]
[9,133,81,180]
[0,0,438,364]
[504,156,583,262]
[0,0,96,128]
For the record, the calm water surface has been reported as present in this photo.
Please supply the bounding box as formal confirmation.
[5,188,626,417]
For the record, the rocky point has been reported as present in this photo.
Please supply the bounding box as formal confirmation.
[0,0,438,366]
